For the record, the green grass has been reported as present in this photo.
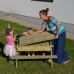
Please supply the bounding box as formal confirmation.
[0,19,74,74]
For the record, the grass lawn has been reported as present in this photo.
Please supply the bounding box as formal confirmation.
[0,19,74,74]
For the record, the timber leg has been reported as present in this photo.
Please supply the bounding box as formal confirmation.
[50,48,53,67]
[48,41,53,67]
[16,59,18,68]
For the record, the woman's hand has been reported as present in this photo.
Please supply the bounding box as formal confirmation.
[55,34,59,39]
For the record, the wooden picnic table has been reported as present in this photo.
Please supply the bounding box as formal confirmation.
[11,31,57,68]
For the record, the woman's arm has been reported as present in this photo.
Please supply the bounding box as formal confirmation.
[32,21,47,34]
[32,26,46,34]
[54,22,60,35]
[54,22,60,38]
[50,17,60,38]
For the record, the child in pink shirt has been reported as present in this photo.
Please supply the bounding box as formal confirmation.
[4,25,16,64]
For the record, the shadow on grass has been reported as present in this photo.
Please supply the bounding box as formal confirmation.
[0,42,5,56]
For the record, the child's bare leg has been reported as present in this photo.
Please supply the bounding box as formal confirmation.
[32,53,35,56]
[28,53,30,56]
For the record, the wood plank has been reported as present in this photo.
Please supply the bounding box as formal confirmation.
[21,31,53,40]
[11,55,57,59]
[17,45,53,51]
[19,31,56,46]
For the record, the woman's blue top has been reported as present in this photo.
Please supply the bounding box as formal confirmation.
[42,18,65,34]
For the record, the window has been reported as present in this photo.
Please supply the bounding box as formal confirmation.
[31,0,53,2]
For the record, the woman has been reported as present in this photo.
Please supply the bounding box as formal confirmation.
[31,8,70,64]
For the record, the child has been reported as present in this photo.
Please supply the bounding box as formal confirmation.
[3,24,16,64]
[23,26,33,36]
[23,26,34,56]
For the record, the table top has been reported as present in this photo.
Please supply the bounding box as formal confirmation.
[16,31,56,46]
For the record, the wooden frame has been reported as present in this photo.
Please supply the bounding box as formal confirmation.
[11,31,57,68]
[11,45,57,68]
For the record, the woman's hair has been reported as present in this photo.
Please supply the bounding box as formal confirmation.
[6,28,12,35]
[39,8,49,15]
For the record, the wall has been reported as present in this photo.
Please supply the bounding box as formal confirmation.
[0,0,74,24]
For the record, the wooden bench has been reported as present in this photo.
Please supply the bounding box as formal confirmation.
[11,45,57,68]
[11,31,57,68]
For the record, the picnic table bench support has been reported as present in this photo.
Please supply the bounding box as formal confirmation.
[11,55,57,68]
[50,47,53,67]
[16,59,18,68]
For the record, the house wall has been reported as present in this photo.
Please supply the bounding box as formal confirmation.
[0,0,74,24]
